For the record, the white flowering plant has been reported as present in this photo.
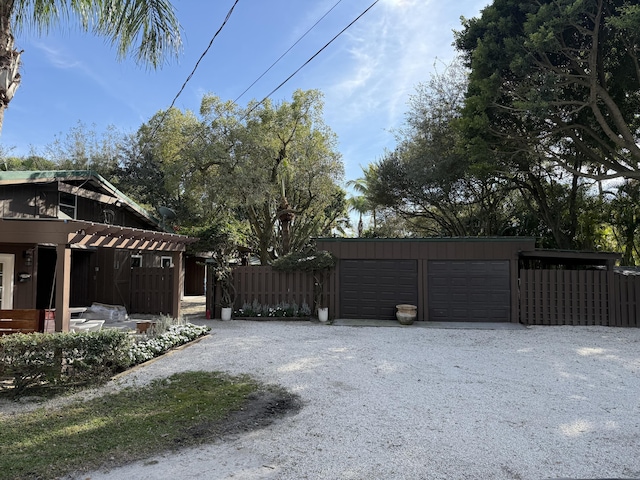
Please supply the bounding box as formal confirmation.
[234,300,312,318]
[128,323,210,365]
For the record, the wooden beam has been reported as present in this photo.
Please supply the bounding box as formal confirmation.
[55,244,71,333]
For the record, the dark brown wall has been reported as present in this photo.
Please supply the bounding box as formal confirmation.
[1,244,38,309]
[316,238,536,260]
[0,183,155,229]
[0,184,56,218]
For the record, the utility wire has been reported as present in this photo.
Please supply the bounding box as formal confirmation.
[146,0,240,144]
[243,0,380,119]
[178,0,348,154]
[147,0,379,163]
[233,0,343,104]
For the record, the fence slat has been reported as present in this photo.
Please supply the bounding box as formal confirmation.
[519,269,615,327]
[231,266,329,316]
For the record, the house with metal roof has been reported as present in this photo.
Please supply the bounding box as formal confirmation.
[0,170,195,332]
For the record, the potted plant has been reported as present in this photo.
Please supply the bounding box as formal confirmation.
[273,248,336,323]
[182,219,246,321]
[215,265,236,321]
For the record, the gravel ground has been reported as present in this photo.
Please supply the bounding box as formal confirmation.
[24,320,640,479]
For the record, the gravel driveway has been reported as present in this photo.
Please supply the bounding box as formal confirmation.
[77,321,640,480]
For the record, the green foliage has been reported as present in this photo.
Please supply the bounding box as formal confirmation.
[12,0,183,68]
[44,121,123,177]
[272,249,336,273]
[115,89,345,262]
[370,57,519,238]
[0,330,132,397]
[455,0,640,180]
[272,248,336,311]
[181,220,247,308]
[128,323,209,364]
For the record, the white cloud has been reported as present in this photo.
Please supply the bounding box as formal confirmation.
[325,0,487,127]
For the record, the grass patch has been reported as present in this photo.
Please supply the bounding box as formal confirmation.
[0,371,299,480]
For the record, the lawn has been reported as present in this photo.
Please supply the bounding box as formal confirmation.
[0,371,300,480]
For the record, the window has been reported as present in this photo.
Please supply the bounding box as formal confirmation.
[161,256,173,268]
[59,192,77,219]
[131,255,143,268]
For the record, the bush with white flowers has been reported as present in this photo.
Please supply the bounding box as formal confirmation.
[128,323,210,365]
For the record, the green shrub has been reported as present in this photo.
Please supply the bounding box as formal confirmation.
[0,330,132,397]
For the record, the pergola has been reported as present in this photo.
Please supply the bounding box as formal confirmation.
[0,217,196,332]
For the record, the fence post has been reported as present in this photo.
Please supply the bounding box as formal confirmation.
[607,260,618,327]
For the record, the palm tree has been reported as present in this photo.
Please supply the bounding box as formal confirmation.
[0,0,182,134]
[347,194,367,237]
[346,165,380,235]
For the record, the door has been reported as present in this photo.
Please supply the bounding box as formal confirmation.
[340,259,418,320]
[0,253,15,309]
[428,260,510,321]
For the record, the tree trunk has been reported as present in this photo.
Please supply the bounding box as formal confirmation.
[0,2,20,136]
[277,196,295,256]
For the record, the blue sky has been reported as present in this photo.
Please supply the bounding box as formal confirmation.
[2,0,490,184]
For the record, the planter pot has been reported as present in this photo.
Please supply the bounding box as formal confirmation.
[396,304,417,325]
[318,307,329,323]
[136,321,155,334]
[221,307,232,321]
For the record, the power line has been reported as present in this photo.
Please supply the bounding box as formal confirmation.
[178,0,349,154]
[146,0,240,144]
[233,0,343,104]
[243,0,380,119]
[147,0,380,163]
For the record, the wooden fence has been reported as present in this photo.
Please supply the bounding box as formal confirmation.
[520,270,639,327]
[130,267,175,316]
[614,274,640,327]
[231,266,337,316]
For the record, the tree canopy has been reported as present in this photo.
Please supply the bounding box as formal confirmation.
[117,89,346,264]
[455,0,640,181]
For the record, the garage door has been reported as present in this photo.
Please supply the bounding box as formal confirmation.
[428,260,510,322]
[340,260,418,319]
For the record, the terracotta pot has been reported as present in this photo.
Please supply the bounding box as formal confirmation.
[396,304,417,325]
[136,321,155,333]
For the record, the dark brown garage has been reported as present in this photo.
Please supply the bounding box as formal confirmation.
[340,259,418,320]
[316,237,536,322]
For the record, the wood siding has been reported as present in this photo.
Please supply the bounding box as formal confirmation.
[317,238,533,322]
[0,183,152,229]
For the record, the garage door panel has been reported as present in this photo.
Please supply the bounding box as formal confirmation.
[428,260,510,322]
[340,260,418,319]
